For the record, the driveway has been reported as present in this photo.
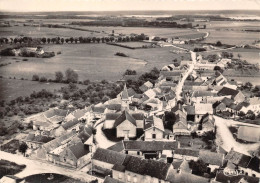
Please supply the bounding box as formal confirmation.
[214,115,260,155]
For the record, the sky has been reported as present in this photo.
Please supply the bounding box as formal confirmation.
[0,0,260,12]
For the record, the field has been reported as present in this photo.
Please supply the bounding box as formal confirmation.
[0,44,190,81]
[114,41,152,48]
[202,29,259,45]
[72,25,202,38]
[0,78,88,101]
[0,78,67,101]
[201,48,260,64]
[0,26,107,38]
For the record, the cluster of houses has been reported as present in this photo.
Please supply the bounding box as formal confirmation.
[18,52,260,182]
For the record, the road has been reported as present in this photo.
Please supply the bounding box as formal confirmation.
[95,120,116,149]
[0,150,103,182]
[176,51,197,101]
[214,115,260,156]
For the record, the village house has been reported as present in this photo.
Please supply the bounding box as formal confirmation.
[143,98,163,111]
[103,176,124,183]
[200,114,215,133]
[172,159,192,173]
[25,133,54,149]
[241,97,260,114]
[194,103,213,123]
[122,140,180,161]
[215,172,259,183]
[225,149,260,178]
[103,110,144,139]
[144,115,165,141]
[199,150,225,172]
[172,114,191,136]
[111,155,173,183]
[26,108,68,131]
[167,169,210,183]
[218,87,245,103]
[185,90,218,104]
[173,148,200,161]
[36,131,77,160]
[54,119,82,137]
[64,108,90,122]
[237,126,260,143]
[139,81,153,92]
[161,64,177,71]
[212,101,227,114]
[214,73,237,90]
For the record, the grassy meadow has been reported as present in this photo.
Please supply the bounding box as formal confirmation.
[0,44,190,82]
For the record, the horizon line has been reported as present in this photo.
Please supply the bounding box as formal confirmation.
[0,9,259,13]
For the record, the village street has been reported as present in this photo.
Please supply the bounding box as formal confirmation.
[176,51,197,101]
[95,119,117,149]
[0,150,103,183]
[214,115,260,156]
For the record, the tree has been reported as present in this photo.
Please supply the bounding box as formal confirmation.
[47,38,51,44]
[32,74,39,81]
[61,38,64,44]
[41,37,47,44]
[39,76,47,82]
[237,53,242,60]
[70,37,74,43]
[55,71,64,82]
[65,68,78,83]
[214,66,221,71]
[19,142,28,156]
[163,111,176,131]
[216,41,222,47]
[189,160,208,176]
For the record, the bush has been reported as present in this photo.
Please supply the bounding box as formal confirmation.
[65,68,78,83]
[32,74,39,81]
[115,52,128,57]
[22,58,28,61]
[0,48,15,56]
[39,76,47,82]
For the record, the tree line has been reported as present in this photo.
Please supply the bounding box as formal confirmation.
[0,33,148,45]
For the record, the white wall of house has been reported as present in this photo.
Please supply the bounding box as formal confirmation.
[103,120,116,129]
[92,159,114,171]
[174,154,199,161]
[116,120,136,138]
[144,128,164,141]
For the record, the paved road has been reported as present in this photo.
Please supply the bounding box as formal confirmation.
[0,150,103,182]
[214,115,260,156]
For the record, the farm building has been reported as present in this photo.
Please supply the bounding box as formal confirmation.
[237,126,260,143]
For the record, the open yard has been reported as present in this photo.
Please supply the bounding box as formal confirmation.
[0,44,190,82]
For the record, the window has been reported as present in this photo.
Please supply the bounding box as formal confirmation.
[152,134,156,139]
[137,151,140,155]
[153,127,155,131]
[125,150,128,154]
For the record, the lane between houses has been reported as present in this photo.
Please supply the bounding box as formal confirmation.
[214,115,260,156]
[0,150,103,182]
[175,51,197,101]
